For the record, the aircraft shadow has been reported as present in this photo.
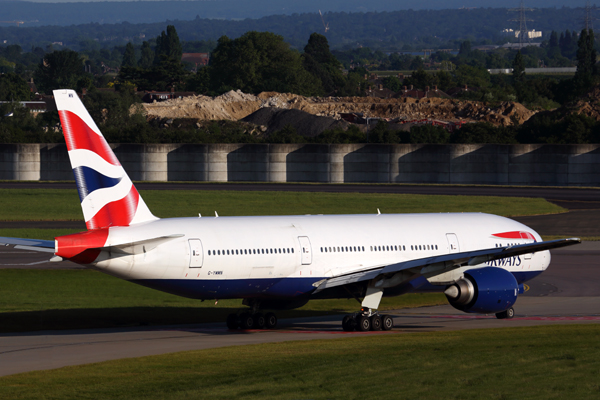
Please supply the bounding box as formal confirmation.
[0,307,338,335]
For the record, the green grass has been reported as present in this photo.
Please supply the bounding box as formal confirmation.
[1,325,599,399]
[0,269,444,332]
[0,188,565,221]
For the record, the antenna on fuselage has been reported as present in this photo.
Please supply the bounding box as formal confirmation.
[377,208,381,215]
[215,211,219,217]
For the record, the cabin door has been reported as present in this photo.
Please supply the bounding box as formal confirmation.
[188,239,204,268]
[446,233,460,253]
[298,236,312,265]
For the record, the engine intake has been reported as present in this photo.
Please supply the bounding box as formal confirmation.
[445,267,518,314]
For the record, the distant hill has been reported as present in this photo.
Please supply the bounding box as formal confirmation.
[0,0,591,26]
[0,6,587,50]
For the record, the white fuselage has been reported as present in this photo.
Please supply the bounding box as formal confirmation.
[88,212,550,301]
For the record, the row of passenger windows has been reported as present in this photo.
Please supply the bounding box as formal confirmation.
[371,244,438,251]
[495,243,520,247]
[320,246,365,253]
[319,244,440,253]
[208,248,295,256]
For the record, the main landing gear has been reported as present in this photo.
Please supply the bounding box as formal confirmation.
[226,300,278,330]
[226,312,278,330]
[495,307,515,320]
[342,308,394,332]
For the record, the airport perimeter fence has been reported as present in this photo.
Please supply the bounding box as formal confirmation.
[1,143,599,186]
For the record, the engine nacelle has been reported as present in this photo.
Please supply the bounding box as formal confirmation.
[445,267,518,314]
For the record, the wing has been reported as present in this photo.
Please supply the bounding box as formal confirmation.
[0,237,55,253]
[313,238,581,293]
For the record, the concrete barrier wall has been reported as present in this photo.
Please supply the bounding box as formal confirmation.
[1,143,600,186]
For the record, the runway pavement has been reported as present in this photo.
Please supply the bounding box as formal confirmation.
[0,182,598,377]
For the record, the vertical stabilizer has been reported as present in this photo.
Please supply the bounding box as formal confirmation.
[54,89,157,230]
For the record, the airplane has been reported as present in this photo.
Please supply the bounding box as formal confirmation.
[0,89,581,331]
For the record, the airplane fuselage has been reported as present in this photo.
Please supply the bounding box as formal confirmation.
[83,212,550,302]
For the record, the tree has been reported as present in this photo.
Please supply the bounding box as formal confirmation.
[302,33,345,95]
[35,50,85,93]
[209,31,321,95]
[139,41,154,69]
[0,72,30,101]
[512,51,525,84]
[121,42,137,68]
[574,29,597,92]
[458,41,472,58]
[304,33,338,66]
[154,25,183,65]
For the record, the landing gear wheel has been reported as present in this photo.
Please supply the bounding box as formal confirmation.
[370,315,382,331]
[381,315,394,331]
[226,313,239,330]
[495,307,515,320]
[265,312,278,329]
[356,315,371,332]
[253,313,266,329]
[342,314,355,332]
[239,312,254,329]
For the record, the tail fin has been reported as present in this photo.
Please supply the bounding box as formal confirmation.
[54,89,157,230]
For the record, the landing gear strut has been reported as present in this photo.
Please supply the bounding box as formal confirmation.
[495,307,515,320]
[342,308,394,332]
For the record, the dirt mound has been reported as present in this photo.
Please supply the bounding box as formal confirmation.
[142,90,537,127]
[565,85,600,121]
[243,108,349,137]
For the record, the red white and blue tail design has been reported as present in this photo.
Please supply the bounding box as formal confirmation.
[54,89,157,230]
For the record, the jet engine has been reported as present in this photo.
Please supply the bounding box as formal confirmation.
[444,267,518,314]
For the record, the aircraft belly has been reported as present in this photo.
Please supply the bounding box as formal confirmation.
[129,277,324,300]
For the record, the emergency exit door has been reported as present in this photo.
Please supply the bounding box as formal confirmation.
[298,236,312,265]
[189,239,204,268]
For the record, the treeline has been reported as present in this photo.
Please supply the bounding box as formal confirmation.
[2,24,600,145]
[0,7,587,51]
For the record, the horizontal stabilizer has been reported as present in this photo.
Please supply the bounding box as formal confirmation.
[0,237,55,252]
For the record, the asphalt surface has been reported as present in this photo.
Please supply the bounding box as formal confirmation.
[0,182,598,377]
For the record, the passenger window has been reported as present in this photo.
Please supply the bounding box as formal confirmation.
[292,248,294,253]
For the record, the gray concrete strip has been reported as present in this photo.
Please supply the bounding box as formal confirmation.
[0,296,598,377]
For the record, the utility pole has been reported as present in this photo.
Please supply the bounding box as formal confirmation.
[509,1,534,49]
[581,1,597,32]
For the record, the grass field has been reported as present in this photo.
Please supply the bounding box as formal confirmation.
[0,269,445,332]
[0,188,565,221]
[1,325,599,399]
